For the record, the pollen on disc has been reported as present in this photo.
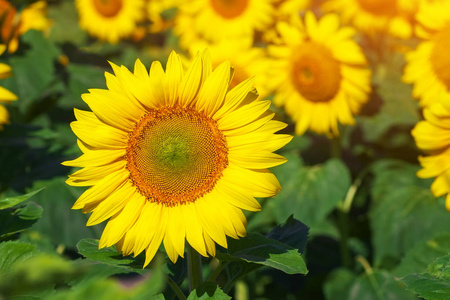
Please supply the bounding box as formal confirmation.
[126,106,228,206]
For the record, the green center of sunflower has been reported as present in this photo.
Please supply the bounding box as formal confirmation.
[126,106,228,206]
[92,0,123,18]
[291,41,342,103]
[356,0,397,16]
[430,23,450,89]
[210,0,249,19]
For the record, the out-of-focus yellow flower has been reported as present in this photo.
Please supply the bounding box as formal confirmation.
[174,0,274,49]
[412,97,450,211]
[146,0,181,33]
[268,12,372,136]
[0,44,17,130]
[263,0,311,43]
[75,0,145,43]
[322,0,420,39]
[63,50,291,267]
[188,39,272,98]
[403,0,450,107]
[0,0,52,53]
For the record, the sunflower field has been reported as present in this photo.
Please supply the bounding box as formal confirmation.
[1,0,450,299]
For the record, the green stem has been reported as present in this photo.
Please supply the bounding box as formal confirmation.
[187,244,203,292]
[207,260,226,282]
[356,256,385,300]
[166,275,187,300]
[337,208,352,269]
[331,135,342,159]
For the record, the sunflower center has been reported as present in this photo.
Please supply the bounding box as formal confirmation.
[356,0,397,15]
[126,106,228,207]
[210,0,249,19]
[291,42,341,103]
[430,23,450,89]
[92,0,122,18]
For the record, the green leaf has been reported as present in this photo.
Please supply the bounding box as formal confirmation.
[323,268,357,300]
[357,53,419,143]
[29,177,102,248]
[47,0,87,45]
[2,30,60,110]
[0,188,44,209]
[369,160,450,267]
[217,233,308,275]
[324,268,417,300]
[77,239,146,274]
[0,241,38,275]
[0,202,43,240]
[394,234,450,277]
[266,215,309,253]
[187,282,231,300]
[271,158,351,228]
[400,254,450,300]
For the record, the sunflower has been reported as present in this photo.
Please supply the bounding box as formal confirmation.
[268,12,371,136]
[0,0,52,53]
[0,44,17,129]
[263,0,311,43]
[412,97,450,211]
[75,0,145,43]
[188,39,272,98]
[402,0,450,108]
[174,0,274,49]
[63,50,291,266]
[146,0,182,33]
[322,0,420,39]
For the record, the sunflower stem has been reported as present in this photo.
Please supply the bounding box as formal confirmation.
[187,244,203,292]
[331,135,342,159]
[166,275,187,300]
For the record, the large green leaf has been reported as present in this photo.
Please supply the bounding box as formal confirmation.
[394,234,450,277]
[324,268,417,300]
[400,254,450,300]
[2,30,60,110]
[187,282,231,300]
[0,201,43,240]
[0,188,43,209]
[29,177,102,248]
[271,157,351,228]
[217,233,308,275]
[266,215,309,253]
[369,160,450,267]
[77,239,146,274]
[0,241,38,274]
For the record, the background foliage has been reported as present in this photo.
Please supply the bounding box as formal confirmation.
[0,0,449,299]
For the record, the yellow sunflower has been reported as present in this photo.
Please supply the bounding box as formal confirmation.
[174,0,274,49]
[0,44,17,130]
[188,39,272,98]
[75,0,145,43]
[402,0,450,108]
[146,0,182,33]
[263,0,311,43]
[0,0,52,53]
[268,12,371,136]
[63,50,291,267]
[322,0,420,39]
[412,97,450,211]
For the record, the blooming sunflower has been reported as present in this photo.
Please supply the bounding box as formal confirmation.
[0,44,17,129]
[63,50,291,267]
[412,97,450,211]
[0,0,52,53]
[402,0,450,107]
[174,0,274,49]
[75,0,145,43]
[322,0,419,39]
[268,12,371,136]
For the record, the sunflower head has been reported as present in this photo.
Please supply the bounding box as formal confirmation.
[268,12,371,136]
[0,44,17,129]
[64,50,291,267]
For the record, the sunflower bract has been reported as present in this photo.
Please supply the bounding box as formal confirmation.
[63,50,292,267]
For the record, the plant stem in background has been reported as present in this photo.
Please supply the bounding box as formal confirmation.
[166,275,187,300]
[187,244,203,292]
